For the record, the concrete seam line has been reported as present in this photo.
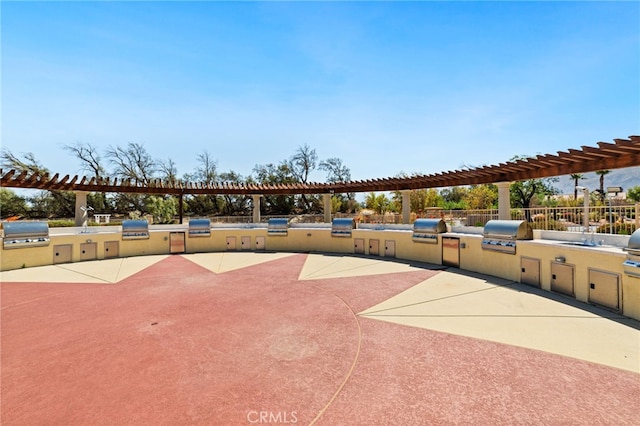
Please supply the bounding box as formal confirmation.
[308,285,362,426]
[114,258,125,283]
[57,265,113,284]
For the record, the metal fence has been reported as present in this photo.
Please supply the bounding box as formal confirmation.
[443,204,639,234]
[45,203,638,235]
[187,205,638,234]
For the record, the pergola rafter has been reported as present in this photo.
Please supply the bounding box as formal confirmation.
[1,136,639,196]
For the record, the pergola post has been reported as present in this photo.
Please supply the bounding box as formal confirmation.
[401,190,411,224]
[323,193,332,223]
[252,195,262,223]
[74,191,89,227]
[496,182,511,220]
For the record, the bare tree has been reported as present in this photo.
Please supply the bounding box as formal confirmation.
[63,142,110,212]
[289,144,317,183]
[288,144,319,212]
[105,142,156,184]
[158,158,179,183]
[184,151,220,216]
[0,150,74,217]
[1,149,48,174]
[319,157,351,183]
[319,157,354,210]
[63,142,106,178]
[195,151,217,183]
[218,170,250,215]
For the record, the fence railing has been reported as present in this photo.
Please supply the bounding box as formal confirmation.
[44,203,638,235]
[443,205,638,234]
[198,205,640,234]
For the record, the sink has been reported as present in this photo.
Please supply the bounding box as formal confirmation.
[560,241,602,247]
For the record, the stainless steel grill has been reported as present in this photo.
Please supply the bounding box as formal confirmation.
[188,218,211,237]
[481,220,533,254]
[2,221,50,249]
[623,229,640,278]
[412,219,447,244]
[122,219,150,240]
[332,218,355,238]
[268,218,289,236]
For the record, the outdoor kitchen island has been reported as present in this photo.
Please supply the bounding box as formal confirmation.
[1,220,638,321]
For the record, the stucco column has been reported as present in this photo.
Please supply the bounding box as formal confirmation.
[401,190,411,224]
[75,191,89,227]
[323,193,332,223]
[496,182,511,220]
[252,195,262,223]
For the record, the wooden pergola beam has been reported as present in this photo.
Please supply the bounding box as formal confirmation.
[1,136,638,195]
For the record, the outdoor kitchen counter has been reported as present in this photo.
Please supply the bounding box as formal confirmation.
[526,238,628,255]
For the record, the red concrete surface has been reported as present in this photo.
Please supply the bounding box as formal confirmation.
[316,318,640,425]
[2,253,638,425]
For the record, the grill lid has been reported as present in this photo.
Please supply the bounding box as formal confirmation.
[332,218,355,228]
[122,219,149,239]
[268,218,289,235]
[332,218,355,237]
[189,218,210,228]
[268,218,289,228]
[188,218,211,237]
[483,220,533,240]
[413,219,447,234]
[3,221,49,239]
[625,228,640,255]
[2,221,50,249]
[122,219,149,232]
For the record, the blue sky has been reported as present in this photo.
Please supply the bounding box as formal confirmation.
[2,1,639,184]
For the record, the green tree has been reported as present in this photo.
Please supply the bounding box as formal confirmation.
[627,186,640,202]
[27,191,75,219]
[329,195,342,214]
[319,157,354,211]
[364,192,392,214]
[147,196,177,224]
[252,162,296,215]
[218,170,251,216]
[465,185,498,210]
[510,179,558,221]
[392,188,442,214]
[440,186,468,209]
[507,156,558,220]
[0,189,29,218]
